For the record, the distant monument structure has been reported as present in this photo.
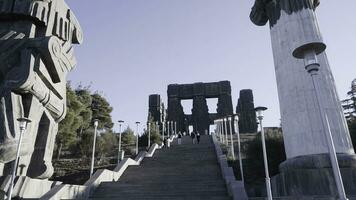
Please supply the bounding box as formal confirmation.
[148,94,163,123]
[148,94,166,136]
[0,0,82,185]
[236,89,257,133]
[250,0,356,197]
[167,81,234,134]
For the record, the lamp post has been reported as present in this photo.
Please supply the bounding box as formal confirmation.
[155,121,159,133]
[7,118,31,200]
[228,116,236,160]
[167,121,170,138]
[223,118,228,145]
[147,122,151,148]
[214,120,218,138]
[135,121,140,155]
[162,121,165,141]
[293,46,348,200]
[255,106,272,200]
[117,120,124,164]
[118,120,124,152]
[90,119,99,178]
[219,119,223,143]
[234,115,245,184]
[174,121,177,135]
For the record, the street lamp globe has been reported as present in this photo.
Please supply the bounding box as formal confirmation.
[17,118,32,130]
[94,119,99,127]
[255,106,267,120]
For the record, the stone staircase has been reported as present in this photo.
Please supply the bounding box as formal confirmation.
[89,135,232,200]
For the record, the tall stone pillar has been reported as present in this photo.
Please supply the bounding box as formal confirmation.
[167,97,185,133]
[236,89,257,133]
[192,96,210,134]
[148,94,162,122]
[217,81,234,135]
[250,0,356,196]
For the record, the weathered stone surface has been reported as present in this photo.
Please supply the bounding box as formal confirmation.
[272,154,356,197]
[148,94,162,122]
[236,89,257,133]
[167,81,234,135]
[0,0,82,179]
[250,0,353,160]
[250,0,320,27]
[250,0,356,196]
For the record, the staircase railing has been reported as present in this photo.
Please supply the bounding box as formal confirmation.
[212,134,248,200]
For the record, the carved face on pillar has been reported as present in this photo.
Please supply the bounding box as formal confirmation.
[0,0,82,179]
[250,0,320,27]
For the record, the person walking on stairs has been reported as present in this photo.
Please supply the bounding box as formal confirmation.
[178,132,182,145]
[196,132,201,144]
[191,131,196,144]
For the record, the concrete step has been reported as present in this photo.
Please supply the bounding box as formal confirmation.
[89,135,231,200]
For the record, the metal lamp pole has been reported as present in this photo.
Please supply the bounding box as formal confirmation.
[135,121,140,155]
[147,122,151,148]
[228,116,236,160]
[223,118,228,145]
[255,106,272,200]
[293,47,348,200]
[155,121,159,137]
[117,120,124,164]
[162,121,165,141]
[167,121,170,138]
[234,116,245,184]
[90,119,99,178]
[214,120,218,139]
[174,121,177,135]
[118,120,124,152]
[216,120,220,140]
[219,120,223,143]
[7,118,31,200]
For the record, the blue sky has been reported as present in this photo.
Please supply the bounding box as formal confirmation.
[66,0,356,133]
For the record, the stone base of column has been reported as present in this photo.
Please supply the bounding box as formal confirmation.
[271,153,356,198]
[0,175,61,199]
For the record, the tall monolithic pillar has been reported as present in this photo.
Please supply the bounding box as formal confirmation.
[250,0,356,197]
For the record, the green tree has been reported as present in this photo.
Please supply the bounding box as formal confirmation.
[139,118,162,147]
[91,93,114,130]
[244,132,286,187]
[122,127,135,145]
[349,119,356,148]
[97,131,118,157]
[78,128,95,158]
[57,84,86,159]
[75,86,93,135]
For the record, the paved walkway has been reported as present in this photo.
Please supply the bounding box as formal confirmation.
[89,135,231,200]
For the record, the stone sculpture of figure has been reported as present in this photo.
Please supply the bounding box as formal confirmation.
[0,0,83,179]
[250,0,320,27]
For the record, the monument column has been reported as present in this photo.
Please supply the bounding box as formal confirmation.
[192,96,210,134]
[250,0,356,196]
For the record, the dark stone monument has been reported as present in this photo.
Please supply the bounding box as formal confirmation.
[148,94,167,136]
[167,81,233,135]
[148,94,162,122]
[236,89,257,133]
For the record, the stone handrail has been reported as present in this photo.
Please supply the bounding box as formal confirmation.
[212,134,248,200]
[40,135,176,200]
